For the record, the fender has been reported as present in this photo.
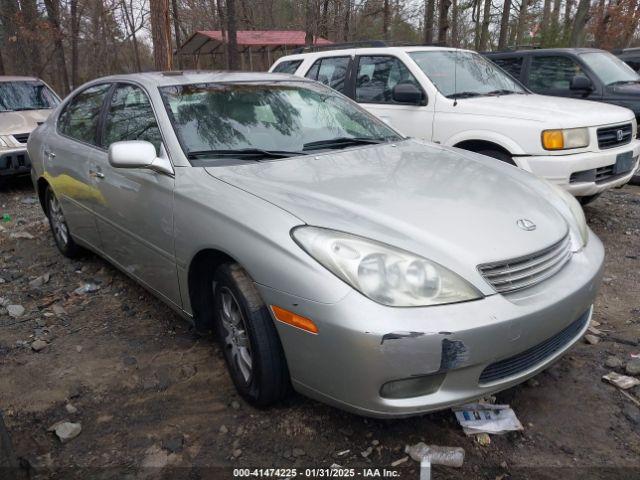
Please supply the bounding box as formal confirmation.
[444,130,527,156]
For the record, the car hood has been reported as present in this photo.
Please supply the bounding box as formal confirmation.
[0,109,51,135]
[446,93,634,127]
[205,140,569,281]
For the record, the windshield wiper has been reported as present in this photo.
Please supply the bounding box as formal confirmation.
[303,137,383,151]
[485,89,521,96]
[607,80,640,86]
[446,91,484,99]
[187,148,307,161]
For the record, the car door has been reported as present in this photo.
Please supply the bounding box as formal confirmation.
[490,55,526,83]
[352,54,433,140]
[44,83,112,250]
[526,55,601,99]
[304,55,353,95]
[91,82,181,307]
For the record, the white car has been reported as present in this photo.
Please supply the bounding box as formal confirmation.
[270,46,640,204]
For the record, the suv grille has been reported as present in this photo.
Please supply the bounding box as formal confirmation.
[479,308,590,384]
[597,123,632,149]
[12,133,30,144]
[478,234,572,294]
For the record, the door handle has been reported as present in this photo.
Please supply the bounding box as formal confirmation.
[89,169,105,179]
[44,149,56,159]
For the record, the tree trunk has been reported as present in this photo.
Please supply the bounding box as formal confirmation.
[515,0,529,46]
[171,0,183,68]
[563,0,574,42]
[20,0,41,75]
[319,0,329,38]
[479,0,492,50]
[304,0,315,45]
[383,0,391,40]
[438,0,452,45]
[424,0,436,43]
[226,0,239,69]
[70,0,80,88]
[343,0,351,41]
[43,0,70,94]
[571,0,591,46]
[451,0,459,46]
[150,0,173,70]
[498,0,512,49]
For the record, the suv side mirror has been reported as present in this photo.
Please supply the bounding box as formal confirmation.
[392,82,425,105]
[108,140,173,175]
[570,75,593,91]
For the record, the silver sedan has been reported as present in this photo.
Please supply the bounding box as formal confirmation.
[28,72,604,417]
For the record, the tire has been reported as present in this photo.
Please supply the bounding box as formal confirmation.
[45,186,81,258]
[476,149,516,166]
[578,193,602,206]
[213,263,290,407]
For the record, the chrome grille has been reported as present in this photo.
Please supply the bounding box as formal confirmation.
[478,234,572,293]
[597,123,632,150]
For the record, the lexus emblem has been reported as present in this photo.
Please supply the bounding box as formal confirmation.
[617,129,624,141]
[516,218,536,231]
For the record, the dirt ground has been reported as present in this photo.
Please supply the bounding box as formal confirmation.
[0,176,639,480]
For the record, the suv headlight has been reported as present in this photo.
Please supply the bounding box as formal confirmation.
[542,128,589,150]
[548,183,589,247]
[292,226,482,307]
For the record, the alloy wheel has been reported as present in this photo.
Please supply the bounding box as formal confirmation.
[48,194,69,246]
[219,286,253,383]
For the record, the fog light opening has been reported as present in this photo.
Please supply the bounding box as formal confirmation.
[379,373,446,399]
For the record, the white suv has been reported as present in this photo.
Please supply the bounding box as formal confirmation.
[270,46,640,203]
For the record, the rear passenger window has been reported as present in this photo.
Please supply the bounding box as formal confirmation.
[272,60,302,74]
[492,57,523,79]
[58,84,111,145]
[355,56,421,104]
[528,56,585,91]
[305,56,350,94]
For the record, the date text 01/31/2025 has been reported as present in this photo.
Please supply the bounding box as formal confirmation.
[233,468,402,478]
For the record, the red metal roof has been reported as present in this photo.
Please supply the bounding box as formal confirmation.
[179,30,332,54]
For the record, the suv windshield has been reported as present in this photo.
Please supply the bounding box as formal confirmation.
[579,52,640,86]
[160,82,401,162]
[0,81,59,112]
[409,50,526,98]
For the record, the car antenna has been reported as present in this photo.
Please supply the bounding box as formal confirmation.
[453,48,459,107]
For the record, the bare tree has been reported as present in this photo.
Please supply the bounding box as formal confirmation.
[43,0,70,93]
[515,0,529,46]
[479,0,492,50]
[424,0,436,43]
[150,0,173,70]
[498,0,512,49]
[172,0,183,68]
[571,0,591,46]
[226,0,239,69]
[438,0,452,44]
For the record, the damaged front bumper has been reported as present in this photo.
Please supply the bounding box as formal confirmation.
[258,230,604,418]
[0,147,31,177]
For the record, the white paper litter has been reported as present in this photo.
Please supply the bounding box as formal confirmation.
[453,403,523,435]
[602,371,640,389]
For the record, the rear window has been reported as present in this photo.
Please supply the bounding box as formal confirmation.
[272,60,302,74]
[491,57,524,79]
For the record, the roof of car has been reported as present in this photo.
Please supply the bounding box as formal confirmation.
[274,45,469,62]
[0,75,42,82]
[485,48,604,56]
[89,71,310,89]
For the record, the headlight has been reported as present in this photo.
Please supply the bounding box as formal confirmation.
[292,226,482,307]
[541,128,589,150]
[548,183,589,247]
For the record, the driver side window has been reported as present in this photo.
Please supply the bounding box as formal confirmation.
[355,56,421,104]
[528,56,586,93]
[102,84,162,153]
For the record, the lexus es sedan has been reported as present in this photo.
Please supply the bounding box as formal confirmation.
[28,72,604,418]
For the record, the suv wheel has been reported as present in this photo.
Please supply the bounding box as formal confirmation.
[46,186,81,258]
[213,263,290,406]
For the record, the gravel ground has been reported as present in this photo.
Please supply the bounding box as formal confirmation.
[0,176,639,480]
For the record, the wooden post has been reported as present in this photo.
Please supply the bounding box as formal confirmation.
[248,46,253,70]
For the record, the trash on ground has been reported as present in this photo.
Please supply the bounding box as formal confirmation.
[9,231,34,240]
[453,403,524,435]
[584,334,600,345]
[74,283,100,295]
[406,443,464,480]
[602,371,640,390]
[475,432,491,446]
[48,421,82,442]
[1,214,11,222]
[390,456,408,467]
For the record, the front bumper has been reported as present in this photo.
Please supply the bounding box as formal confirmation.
[0,147,31,177]
[258,230,604,418]
[515,140,640,197]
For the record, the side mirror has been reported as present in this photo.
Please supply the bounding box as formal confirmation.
[108,140,173,175]
[570,75,593,91]
[392,82,425,105]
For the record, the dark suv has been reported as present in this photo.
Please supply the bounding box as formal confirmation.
[485,48,640,183]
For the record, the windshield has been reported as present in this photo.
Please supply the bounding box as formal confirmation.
[160,82,401,162]
[579,52,640,86]
[409,50,526,98]
[0,81,59,112]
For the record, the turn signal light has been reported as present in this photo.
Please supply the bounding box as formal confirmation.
[542,130,564,150]
[271,305,319,334]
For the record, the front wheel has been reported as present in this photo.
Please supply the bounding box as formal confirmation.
[46,186,81,258]
[213,263,290,407]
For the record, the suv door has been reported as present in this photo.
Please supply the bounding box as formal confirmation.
[47,83,112,250]
[304,56,352,95]
[352,54,433,140]
[527,55,600,99]
[93,83,181,307]
[490,55,525,82]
